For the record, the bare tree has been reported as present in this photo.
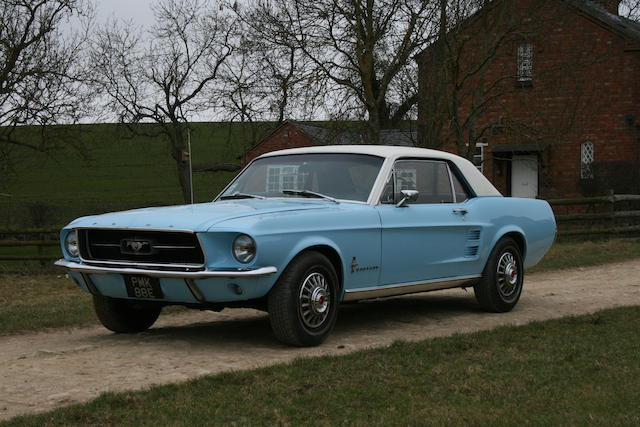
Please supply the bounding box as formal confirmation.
[92,0,234,202]
[220,38,321,125]
[238,0,439,144]
[215,16,327,155]
[0,0,91,186]
[622,0,640,19]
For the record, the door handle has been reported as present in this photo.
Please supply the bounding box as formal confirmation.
[452,208,468,215]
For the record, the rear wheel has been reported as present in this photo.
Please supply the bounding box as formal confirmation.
[93,295,162,333]
[474,237,524,312]
[268,251,339,346]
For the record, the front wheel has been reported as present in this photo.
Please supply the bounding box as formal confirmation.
[268,251,339,346]
[93,295,162,333]
[474,237,524,312]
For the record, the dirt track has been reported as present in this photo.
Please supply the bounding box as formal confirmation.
[1,259,640,421]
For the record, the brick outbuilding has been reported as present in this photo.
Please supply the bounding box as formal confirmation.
[417,0,640,198]
[245,121,416,163]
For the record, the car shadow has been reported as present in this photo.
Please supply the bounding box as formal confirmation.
[92,291,481,349]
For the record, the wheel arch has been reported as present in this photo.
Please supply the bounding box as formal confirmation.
[276,240,345,296]
[485,227,528,268]
[502,231,527,260]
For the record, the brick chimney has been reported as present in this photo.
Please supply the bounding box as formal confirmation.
[592,0,621,15]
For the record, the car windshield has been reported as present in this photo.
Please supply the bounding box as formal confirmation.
[219,153,384,202]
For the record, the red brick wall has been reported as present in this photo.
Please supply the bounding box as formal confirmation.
[417,0,640,198]
[245,122,317,163]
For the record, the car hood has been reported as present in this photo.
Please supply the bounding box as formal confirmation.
[66,199,334,232]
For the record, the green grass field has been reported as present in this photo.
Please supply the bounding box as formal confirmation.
[0,122,275,229]
[5,305,639,426]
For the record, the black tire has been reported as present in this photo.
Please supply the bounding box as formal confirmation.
[93,295,162,333]
[268,251,339,346]
[474,237,524,312]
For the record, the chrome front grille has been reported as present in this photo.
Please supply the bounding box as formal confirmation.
[78,229,205,266]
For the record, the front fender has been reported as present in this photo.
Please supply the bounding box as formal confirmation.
[274,235,345,284]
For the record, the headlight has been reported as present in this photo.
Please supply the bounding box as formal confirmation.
[233,234,256,263]
[65,230,79,258]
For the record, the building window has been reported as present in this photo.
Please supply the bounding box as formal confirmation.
[396,169,417,191]
[474,143,488,173]
[267,165,303,193]
[517,43,533,84]
[581,141,595,179]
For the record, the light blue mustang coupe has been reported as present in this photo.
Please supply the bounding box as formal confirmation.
[56,146,556,346]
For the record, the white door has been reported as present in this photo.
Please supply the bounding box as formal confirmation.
[511,155,538,198]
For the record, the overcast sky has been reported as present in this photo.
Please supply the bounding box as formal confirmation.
[95,0,156,27]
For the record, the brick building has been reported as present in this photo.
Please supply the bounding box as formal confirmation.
[417,0,640,198]
[245,121,416,162]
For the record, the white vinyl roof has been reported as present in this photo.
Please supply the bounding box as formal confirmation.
[257,145,502,197]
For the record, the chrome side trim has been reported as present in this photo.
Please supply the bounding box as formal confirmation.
[55,259,278,279]
[342,275,481,302]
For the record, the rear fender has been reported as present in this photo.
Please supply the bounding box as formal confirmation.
[483,226,527,270]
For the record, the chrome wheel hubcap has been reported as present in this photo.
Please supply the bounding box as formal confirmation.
[497,251,519,299]
[299,272,331,329]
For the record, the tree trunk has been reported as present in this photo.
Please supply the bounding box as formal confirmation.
[367,119,381,145]
[176,158,192,204]
[169,123,192,204]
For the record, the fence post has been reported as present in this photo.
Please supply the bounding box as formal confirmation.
[609,189,615,234]
[37,230,45,267]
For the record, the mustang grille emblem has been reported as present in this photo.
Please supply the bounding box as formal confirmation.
[121,239,152,255]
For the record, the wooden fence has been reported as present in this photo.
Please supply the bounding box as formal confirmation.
[0,229,60,264]
[549,193,640,237]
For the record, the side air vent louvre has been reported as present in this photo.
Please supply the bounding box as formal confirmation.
[467,228,481,241]
[464,228,481,258]
[465,246,479,257]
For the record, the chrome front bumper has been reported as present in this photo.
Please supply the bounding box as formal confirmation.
[54,259,278,279]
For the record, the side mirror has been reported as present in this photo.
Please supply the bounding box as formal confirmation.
[396,190,419,208]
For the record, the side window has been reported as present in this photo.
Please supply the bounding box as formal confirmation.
[451,170,470,203]
[380,173,395,204]
[393,160,454,204]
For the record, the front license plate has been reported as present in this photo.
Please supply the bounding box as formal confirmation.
[123,275,164,299]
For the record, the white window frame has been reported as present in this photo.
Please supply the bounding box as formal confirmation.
[517,43,533,82]
[266,165,302,193]
[474,142,488,173]
[396,168,417,191]
[581,141,595,179]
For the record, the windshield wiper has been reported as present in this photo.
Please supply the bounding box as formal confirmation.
[282,189,339,203]
[219,192,266,200]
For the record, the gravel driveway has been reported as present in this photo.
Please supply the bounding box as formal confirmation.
[1,259,639,421]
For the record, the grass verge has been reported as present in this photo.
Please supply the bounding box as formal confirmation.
[4,305,640,426]
[1,238,640,335]
[528,237,640,273]
[0,274,94,334]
